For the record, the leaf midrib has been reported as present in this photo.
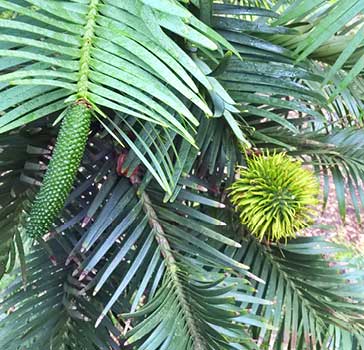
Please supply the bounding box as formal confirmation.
[141,190,207,350]
[77,0,99,99]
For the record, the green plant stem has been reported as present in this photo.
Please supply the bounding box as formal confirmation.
[140,189,207,350]
[77,0,99,99]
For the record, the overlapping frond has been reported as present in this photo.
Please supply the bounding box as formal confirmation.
[0,0,232,145]
[210,3,326,148]
[101,58,250,195]
[66,159,258,316]
[304,128,364,221]
[0,127,53,280]
[1,1,364,350]
[274,0,364,97]
[121,190,264,350]
[304,64,364,129]
[3,132,267,349]
[208,3,364,225]
[112,103,246,203]
[0,241,121,350]
[232,236,364,349]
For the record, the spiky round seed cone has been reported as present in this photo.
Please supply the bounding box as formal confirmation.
[229,152,319,242]
[26,102,91,239]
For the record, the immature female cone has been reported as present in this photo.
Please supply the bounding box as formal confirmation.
[26,101,91,239]
[229,151,319,242]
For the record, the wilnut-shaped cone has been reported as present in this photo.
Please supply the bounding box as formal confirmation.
[229,152,319,242]
[26,102,91,239]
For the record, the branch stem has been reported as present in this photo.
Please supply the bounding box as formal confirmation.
[139,189,207,350]
[77,0,99,99]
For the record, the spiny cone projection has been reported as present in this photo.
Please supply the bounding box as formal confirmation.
[26,102,91,239]
[229,151,319,242]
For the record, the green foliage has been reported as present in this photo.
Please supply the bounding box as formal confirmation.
[0,127,53,280]
[229,152,319,241]
[0,241,121,350]
[273,0,364,98]
[26,102,91,239]
[0,1,364,350]
[230,236,364,349]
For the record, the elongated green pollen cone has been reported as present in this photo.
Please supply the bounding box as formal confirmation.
[26,102,91,239]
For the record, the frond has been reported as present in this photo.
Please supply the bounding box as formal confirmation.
[324,326,364,350]
[0,127,53,280]
[304,64,364,129]
[207,4,364,223]
[112,105,246,203]
[0,240,121,349]
[67,163,257,317]
[233,236,364,349]
[211,3,326,148]
[7,126,268,349]
[0,0,231,145]
[103,56,250,195]
[273,0,364,97]
[309,128,364,221]
[118,188,265,350]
